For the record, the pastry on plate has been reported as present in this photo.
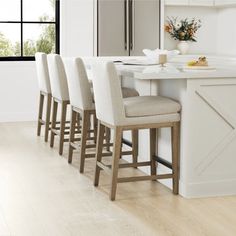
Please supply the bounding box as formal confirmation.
[187,56,208,67]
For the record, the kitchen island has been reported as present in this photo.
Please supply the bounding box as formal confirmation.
[85,55,236,198]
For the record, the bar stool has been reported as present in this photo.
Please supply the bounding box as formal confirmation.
[47,54,70,155]
[63,57,140,173]
[35,52,52,142]
[91,60,181,201]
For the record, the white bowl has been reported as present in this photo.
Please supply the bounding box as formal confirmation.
[143,49,180,63]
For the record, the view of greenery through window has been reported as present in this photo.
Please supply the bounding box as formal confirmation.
[0,0,57,58]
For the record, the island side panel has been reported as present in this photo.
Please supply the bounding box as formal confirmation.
[181,78,236,197]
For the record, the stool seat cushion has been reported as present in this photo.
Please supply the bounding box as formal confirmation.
[121,87,139,98]
[124,96,181,117]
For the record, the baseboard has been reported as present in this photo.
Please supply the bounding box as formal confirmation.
[156,165,236,198]
[0,112,37,122]
[179,179,236,198]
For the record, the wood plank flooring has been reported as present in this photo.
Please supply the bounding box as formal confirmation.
[0,122,235,236]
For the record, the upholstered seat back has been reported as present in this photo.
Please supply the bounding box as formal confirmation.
[64,57,93,110]
[47,54,69,101]
[35,52,51,94]
[91,60,126,126]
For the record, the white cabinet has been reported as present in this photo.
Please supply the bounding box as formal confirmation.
[165,0,215,6]
[165,0,189,6]
[214,0,236,7]
[60,0,95,56]
[189,0,214,6]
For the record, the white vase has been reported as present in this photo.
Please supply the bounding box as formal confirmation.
[177,41,189,55]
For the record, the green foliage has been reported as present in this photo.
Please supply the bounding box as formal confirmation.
[0,32,14,56]
[14,42,21,56]
[24,40,37,56]
[35,15,56,55]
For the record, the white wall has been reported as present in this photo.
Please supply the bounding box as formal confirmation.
[0,62,38,122]
[164,6,219,54]
[217,7,236,56]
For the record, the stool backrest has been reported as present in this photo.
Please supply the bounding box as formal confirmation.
[91,60,125,125]
[63,57,93,110]
[35,52,51,94]
[47,54,69,101]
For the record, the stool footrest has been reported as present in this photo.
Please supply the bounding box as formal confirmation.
[97,161,111,174]
[121,151,133,156]
[122,138,132,147]
[105,161,151,169]
[118,174,173,183]
[153,155,173,169]
[87,152,112,158]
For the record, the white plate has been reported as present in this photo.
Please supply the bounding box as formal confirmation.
[122,59,159,66]
[183,65,216,70]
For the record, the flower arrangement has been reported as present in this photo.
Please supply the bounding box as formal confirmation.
[165,17,201,42]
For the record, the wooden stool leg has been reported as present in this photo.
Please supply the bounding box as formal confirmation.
[76,113,81,133]
[93,114,98,144]
[131,129,138,166]
[94,121,105,186]
[44,94,52,142]
[171,122,180,194]
[105,127,111,151]
[37,92,44,136]
[79,111,90,173]
[110,127,122,201]
[68,109,77,164]
[59,101,67,155]
[50,99,58,148]
[150,128,157,176]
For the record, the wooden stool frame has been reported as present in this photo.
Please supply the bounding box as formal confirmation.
[94,120,180,201]
[37,91,52,142]
[68,106,139,174]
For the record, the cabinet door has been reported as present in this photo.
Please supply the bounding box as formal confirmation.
[165,0,189,6]
[98,0,128,56]
[214,0,236,6]
[130,0,160,56]
[189,0,214,6]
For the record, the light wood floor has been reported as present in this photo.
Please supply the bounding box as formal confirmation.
[0,122,236,236]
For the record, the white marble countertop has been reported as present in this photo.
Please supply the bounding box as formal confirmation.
[117,55,236,80]
[83,55,236,80]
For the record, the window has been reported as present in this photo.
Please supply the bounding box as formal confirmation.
[0,0,59,61]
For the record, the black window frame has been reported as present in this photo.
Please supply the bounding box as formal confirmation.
[0,0,60,61]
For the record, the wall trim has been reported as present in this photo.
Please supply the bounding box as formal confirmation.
[0,112,37,123]
[179,179,236,198]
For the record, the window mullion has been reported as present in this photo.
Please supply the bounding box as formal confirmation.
[20,0,23,57]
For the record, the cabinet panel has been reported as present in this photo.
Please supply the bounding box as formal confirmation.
[165,0,189,6]
[98,0,128,56]
[131,0,160,56]
[189,0,214,6]
[215,0,236,6]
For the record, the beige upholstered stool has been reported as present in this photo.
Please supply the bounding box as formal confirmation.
[47,54,71,155]
[91,60,181,201]
[90,85,139,154]
[35,52,52,142]
[63,57,140,173]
